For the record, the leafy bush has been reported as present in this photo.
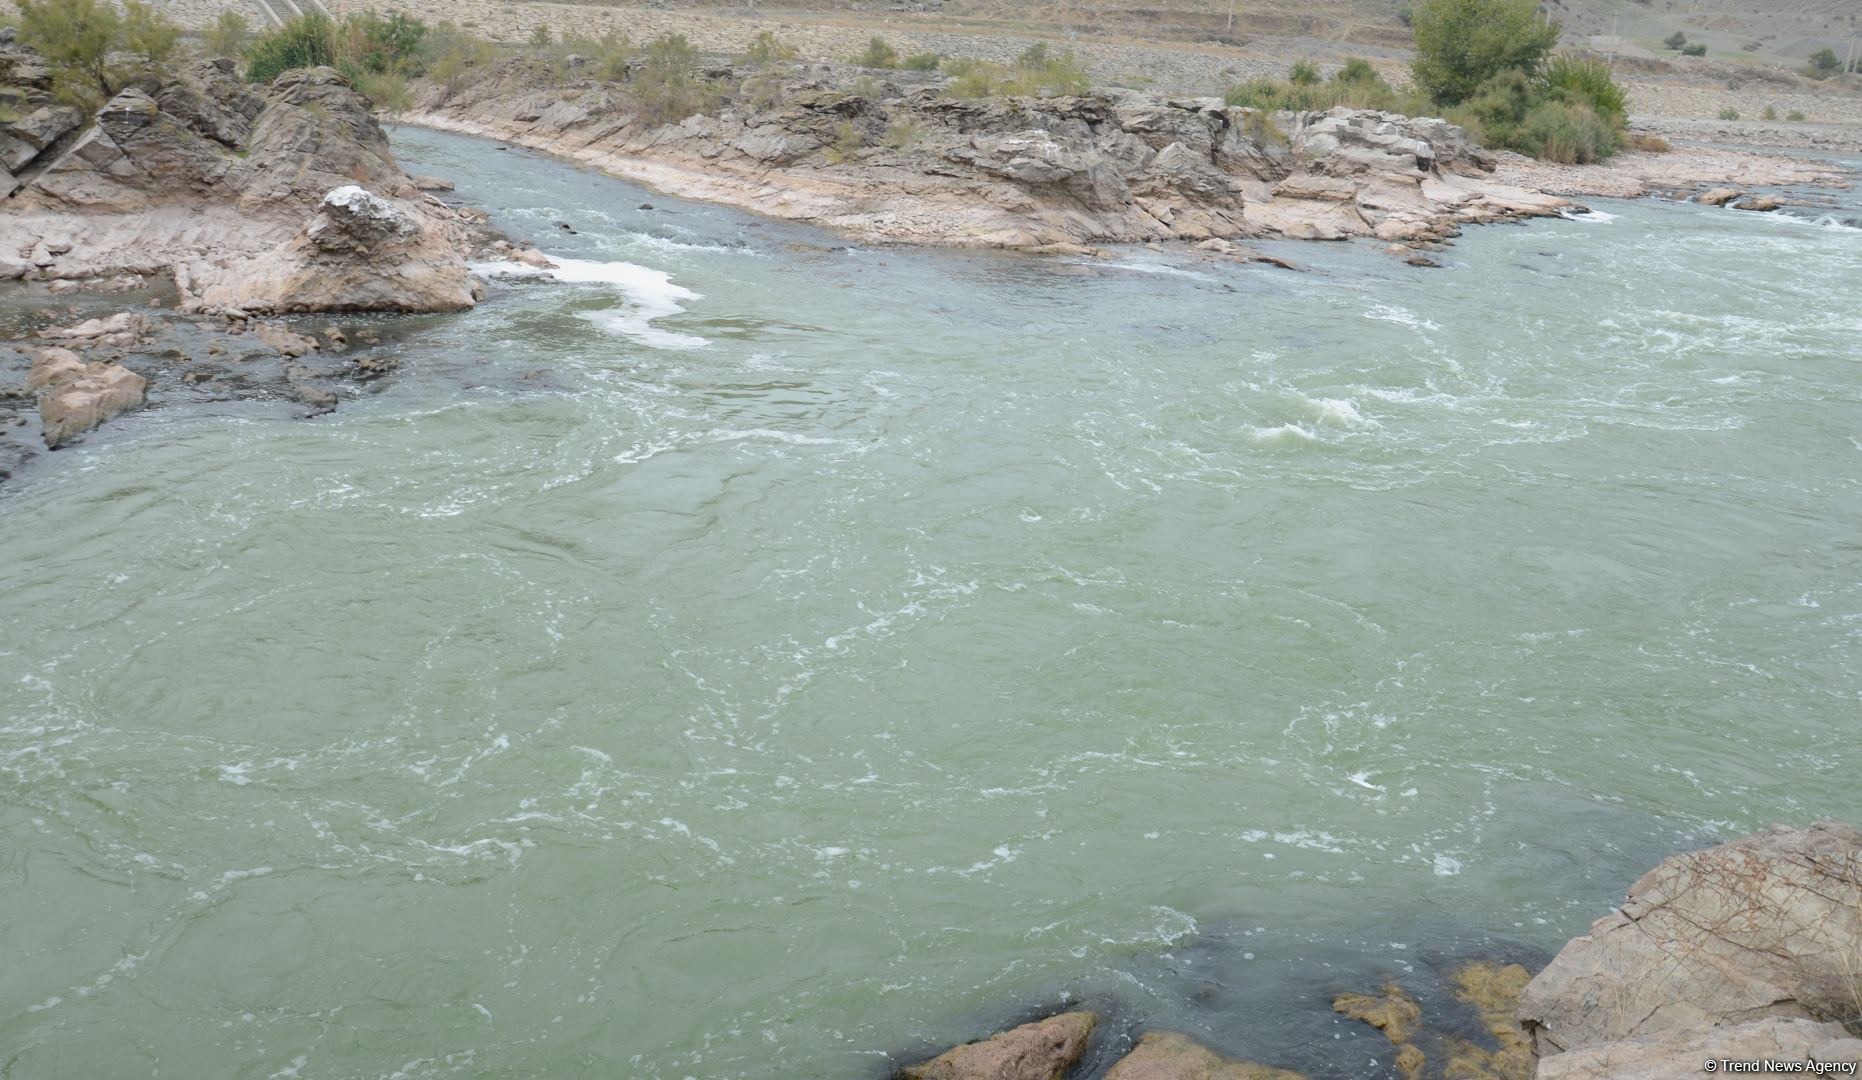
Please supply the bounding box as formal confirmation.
[1681,43,1706,57]
[1288,58,1319,85]
[423,20,498,97]
[901,52,941,72]
[15,0,181,107]
[1805,47,1840,79]
[1510,98,1616,163]
[246,14,334,85]
[205,9,250,58]
[1545,54,1626,128]
[852,36,897,69]
[1410,0,1560,105]
[743,30,795,67]
[1718,107,1739,120]
[1334,57,1379,83]
[1449,66,1619,162]
[350,67,410,113]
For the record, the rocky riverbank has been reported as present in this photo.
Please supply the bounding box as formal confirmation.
[892,820,1862,1080]
[405,58,1578,257]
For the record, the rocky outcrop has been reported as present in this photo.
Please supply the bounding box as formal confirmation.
[27,348,148,448]
[1,40,502,313]
[899,1012,1096,1080]
[1102,1032,1304,1080]
[406,61,1569,253]
[1518,819,1862,1057]
[1535,1019,1862,1080]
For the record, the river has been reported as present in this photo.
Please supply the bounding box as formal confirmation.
[2,128,1859,1078]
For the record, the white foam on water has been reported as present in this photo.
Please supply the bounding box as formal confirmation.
[1560,208,1618,223]
[1298,395,1377,429]
[472,257,708,350]
[1249,422,1318,445]
[1364,303,1440,331]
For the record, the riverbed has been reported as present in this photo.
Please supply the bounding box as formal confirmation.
[2,129,1858,1078]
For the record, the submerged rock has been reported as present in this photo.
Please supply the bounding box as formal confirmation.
[899,1012,1096,1080]
[1102,1031,1304,1079]
[1518,819,1862,1056]
[1331,963,1533,1080]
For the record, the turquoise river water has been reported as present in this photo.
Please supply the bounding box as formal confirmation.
[2,129,1860,1078]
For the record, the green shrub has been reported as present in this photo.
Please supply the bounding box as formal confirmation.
[1545,54,1626,128]
[1334,57,1378,83]
[204,9,250,58]
[16,0,180,107]
[743,29,795,67]
[901,51,940,71]
[1410,0,1560,105]
[422,20,498,97]
[1718,107,1739,120]
[1786,109,1805,121]
[1681,43,1705,57]
[1510,98,1616,162]
[350,66,410,113]
[852,36,898,69]
[1762,104,1776,120]
[1805,47,1839,79]
[1663,31,1686,51]
[246,14,333,83]
[1288,58,1320,85]
[825,118,862,163]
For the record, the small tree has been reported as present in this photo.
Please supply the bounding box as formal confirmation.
[1805,47,1839,79]
[15,0,180,108]
[1663,31,1686,51]
[205,9,251,58]
[1410,0,1561,105]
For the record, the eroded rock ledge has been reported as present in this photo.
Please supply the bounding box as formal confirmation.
[405,62,1572,257]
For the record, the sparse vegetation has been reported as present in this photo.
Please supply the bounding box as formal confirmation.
[1624,132,1670,152]
[1786,109,1806,121]
[852,36,898,70]
[1762,105,1777,120]
[825,118,863,163]
[1719,107,1740,120]
[14,0,182,108]
[1223,57,1430,116]
[942,44,1090,99]
[631,33,718,124]
[1663,31,1686,52]
[882,115,921,149]
[1681,43,1706,57]
[901,52,941,72]
[1287,59,1319,86]
[743,30,796,67]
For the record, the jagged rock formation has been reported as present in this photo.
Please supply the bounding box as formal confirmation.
[1,37,497,313]
[407,62,1570,254]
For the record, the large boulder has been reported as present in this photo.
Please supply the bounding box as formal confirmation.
[186,186,479,314]
[1519,819,1862,1056]
[1103,1032,1304,1080]
[900,1012,1097,1080]
[28,347,148,448]
[1535,1019,1862,1080]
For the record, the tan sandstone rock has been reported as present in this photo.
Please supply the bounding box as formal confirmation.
[1697,187,1746,206]
[1103,1032,1304,1080]
[1518,819,1862,1056]
[900,1012,1097,1080]
[1535,1019,1862,1080]
[29,348,148,448]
